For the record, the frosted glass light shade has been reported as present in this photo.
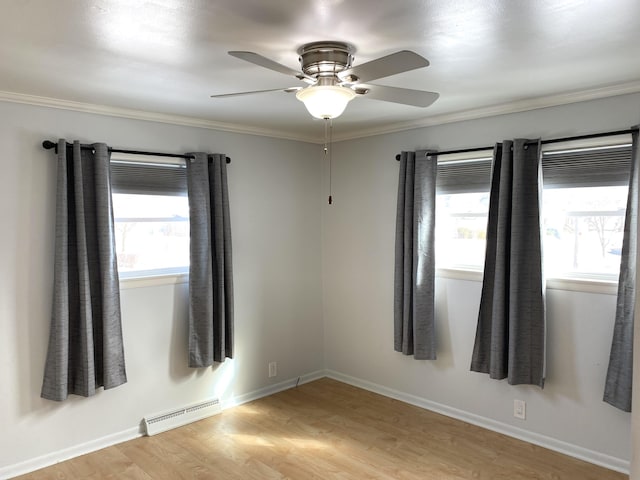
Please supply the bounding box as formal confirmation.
[295,85,356,119]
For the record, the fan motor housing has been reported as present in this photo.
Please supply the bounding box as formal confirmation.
[297,41,355,81]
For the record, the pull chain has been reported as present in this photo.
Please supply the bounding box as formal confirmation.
[324,118,333,205]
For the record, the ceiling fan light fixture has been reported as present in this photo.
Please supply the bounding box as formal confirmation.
[295,85,356,119]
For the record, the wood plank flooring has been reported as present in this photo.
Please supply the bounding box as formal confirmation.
[15,378,627,479]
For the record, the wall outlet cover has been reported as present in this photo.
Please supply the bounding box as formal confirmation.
[514,399,526,420]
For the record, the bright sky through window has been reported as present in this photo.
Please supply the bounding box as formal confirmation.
[435,186,628,280]
[112,193,190,277]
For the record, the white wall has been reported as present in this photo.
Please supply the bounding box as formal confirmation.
[0,101,325,474]
[322,93,640,470]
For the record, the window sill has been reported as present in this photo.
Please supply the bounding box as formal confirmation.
[546,276,618,295]
[436,268,618,295]
[119,272,188,290]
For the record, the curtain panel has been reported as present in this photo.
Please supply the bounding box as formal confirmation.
[394,150,437,360]
[604,129,639,412]
[41,140,126,401]
[470,139,546,387]
[186,153,234,367]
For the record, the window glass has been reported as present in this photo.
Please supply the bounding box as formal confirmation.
[435,186,628,278]
[112,193,190,277]
[436,191,489,270]
[542,186,627,278]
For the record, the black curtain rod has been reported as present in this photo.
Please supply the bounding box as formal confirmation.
[394,127,638,161]
[42,140,231,164]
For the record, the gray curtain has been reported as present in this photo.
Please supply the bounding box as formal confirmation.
[186,153,234,367]
[41,140,126,401]
[604,129,639,412]
[470,139,545,387]
[394,150,437,360]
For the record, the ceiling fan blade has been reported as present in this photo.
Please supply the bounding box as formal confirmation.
[228,51,308,79]
[358,84,439,107]
[339,51,429,83]
[211,87,300,98]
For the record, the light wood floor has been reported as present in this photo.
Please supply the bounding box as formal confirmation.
[16,378,627,479]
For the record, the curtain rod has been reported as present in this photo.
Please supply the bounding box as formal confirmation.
[394,127,639,161]
[42,140,231,164]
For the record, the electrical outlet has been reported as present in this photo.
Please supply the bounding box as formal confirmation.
[514,399,526,420]
[268,362,277,378]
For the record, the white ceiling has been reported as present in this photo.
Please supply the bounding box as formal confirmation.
[2,0,640,142]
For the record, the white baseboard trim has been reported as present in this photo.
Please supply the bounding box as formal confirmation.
[325,370,630,475]
[0,370,325,479]
[221,369,327,410]
[0,427,142,480]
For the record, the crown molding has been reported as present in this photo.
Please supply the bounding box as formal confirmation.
[2,81,640,145]
[332,80,640,142]
[0,91,319,144]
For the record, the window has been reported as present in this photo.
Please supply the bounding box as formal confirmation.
[110,155,190,278]
[112,194,189,277]
[436,191,489,270]
[542,186,626,279]
[435,138,632,281]
[435,152,492,271]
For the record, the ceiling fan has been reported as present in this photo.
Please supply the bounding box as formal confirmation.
[211,41,439,119]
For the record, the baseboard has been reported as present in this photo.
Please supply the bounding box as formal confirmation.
[221,369,327,410]
[0,370,326,479]
[0,427,142,480]
[325,370,630,475]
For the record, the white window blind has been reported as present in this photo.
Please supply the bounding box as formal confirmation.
[435,142,632,193]
[436,157,492,194]
[542,144,632,188]
[110,160,187,196]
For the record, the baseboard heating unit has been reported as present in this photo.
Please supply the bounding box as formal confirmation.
[143,398,221,436]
